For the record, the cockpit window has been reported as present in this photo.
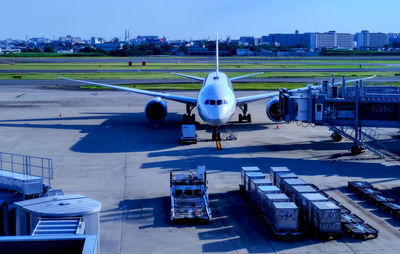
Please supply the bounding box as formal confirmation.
[223,99,228,104]
[217,100,223,105]
[210,100,216,105]
[204,99,209,105]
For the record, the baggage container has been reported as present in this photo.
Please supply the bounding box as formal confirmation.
[358,187,382,198]
[263,193,290,220]
[311,201,341,235]
[343,223,379,240]
[272,202,298,231]
[282,178,307,196]
[381,202,400,216]
[368,194,395,206]
[257,186,281,210]
[250,178,272,204]
[348,181,373,192]
[244,172,265,193]
[341,213,364,225]
[269,166,291,185]
[275,172,297,190]
[299,193,329,221]
[289,185,318,205]
[241,167,260,189]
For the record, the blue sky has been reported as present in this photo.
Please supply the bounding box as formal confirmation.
[0,0,398,40]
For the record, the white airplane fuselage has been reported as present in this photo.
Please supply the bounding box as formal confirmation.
[196,72,236,126]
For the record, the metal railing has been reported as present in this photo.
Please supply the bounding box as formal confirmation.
[0,152,53,187]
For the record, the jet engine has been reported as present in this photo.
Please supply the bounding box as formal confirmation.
[266,96,282,122]
[145,98,168,122]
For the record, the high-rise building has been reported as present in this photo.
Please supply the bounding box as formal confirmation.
[355,30,388,49]
[314,31,353,49]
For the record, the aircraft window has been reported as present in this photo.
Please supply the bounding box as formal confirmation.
[223,99,228,104]
[217,100,223,105]
[210,100,216,105]
[205,99,209,105]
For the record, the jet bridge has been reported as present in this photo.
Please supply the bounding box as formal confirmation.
[278,77,400,157]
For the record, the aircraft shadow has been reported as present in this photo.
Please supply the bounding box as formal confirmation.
[0,112,281,153]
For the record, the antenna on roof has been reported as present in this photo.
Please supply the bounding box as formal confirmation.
[215,30,219,79]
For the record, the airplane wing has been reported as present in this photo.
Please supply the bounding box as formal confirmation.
[230,72,264,82]
[171,72,205,82]
[59,76,197,105]
[236,91,279,105]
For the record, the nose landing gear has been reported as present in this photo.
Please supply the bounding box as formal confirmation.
[238,104,251,123]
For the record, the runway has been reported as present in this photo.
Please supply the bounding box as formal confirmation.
[1,77,400,87]
[0,84,399,253]
[1,67,400,73]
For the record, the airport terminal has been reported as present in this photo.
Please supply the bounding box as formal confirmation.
[0,55,400,254]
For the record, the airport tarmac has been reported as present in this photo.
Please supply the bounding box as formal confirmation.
[0,86,399,254]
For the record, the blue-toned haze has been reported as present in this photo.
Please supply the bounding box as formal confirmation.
[0,0,398,40]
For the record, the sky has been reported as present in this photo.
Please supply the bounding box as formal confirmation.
[0,0,399,40]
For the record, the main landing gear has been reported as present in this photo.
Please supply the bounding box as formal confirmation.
[183,104,196,123]
[238,104,251,123]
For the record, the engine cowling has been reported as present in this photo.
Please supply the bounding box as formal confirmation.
[145,98,168,122]
[266,96,282,122]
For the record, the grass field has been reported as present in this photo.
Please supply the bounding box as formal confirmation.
[0,71,397,80]
[80,83,309,90]
[0,62,394,70]
[81,82,400,90]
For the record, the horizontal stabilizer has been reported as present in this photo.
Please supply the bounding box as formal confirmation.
[171,72,205,82]
[230,72,264,82]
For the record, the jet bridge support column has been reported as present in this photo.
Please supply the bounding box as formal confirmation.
[351,81,364,155]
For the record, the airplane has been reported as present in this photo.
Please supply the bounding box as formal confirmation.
[59,32,280,141]
[60,33,376,142]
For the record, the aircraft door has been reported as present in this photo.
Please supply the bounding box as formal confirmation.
[315,103,323,122]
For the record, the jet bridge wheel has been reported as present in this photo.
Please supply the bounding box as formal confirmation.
[351,145,365,155]
[331,132,342,142]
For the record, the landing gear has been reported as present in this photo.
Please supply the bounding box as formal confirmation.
[351,145,365,155]
[238,104,251,123]
[183,104,196,123]
[212,126,221,141]
[331,132,342,142]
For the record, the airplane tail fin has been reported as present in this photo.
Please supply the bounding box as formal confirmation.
[216,30,219,77]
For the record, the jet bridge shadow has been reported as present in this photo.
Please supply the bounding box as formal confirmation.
[142,147,400,180]
[100,191,328,253]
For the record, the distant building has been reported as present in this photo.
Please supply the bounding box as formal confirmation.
[0,48,21,54]
[266,30,352,49]
[237,48,253,56]
[239,36,256,46]
[56,49,74,54]
[355,30,388,49]
[260,36,269,45]
[136,36,160,43]
[314,31,353,49]
[388,33,400,44]
[58,35,81,43]
[95,43,122,51]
